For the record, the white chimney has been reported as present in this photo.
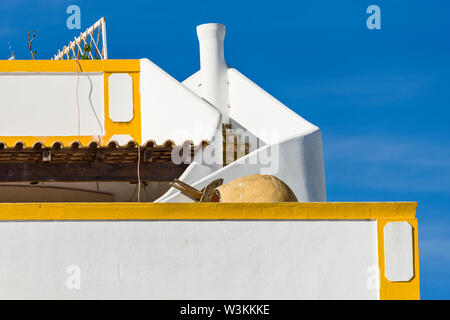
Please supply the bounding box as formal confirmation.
[196,23,229,123]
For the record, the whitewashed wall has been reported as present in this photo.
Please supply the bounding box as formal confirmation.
[0,73,104,137]
[0,220,379,299]
[228,68,319,144]
[140,59,221,145]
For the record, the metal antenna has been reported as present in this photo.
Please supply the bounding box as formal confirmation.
[53,17,108,60]
[8,41,15,60]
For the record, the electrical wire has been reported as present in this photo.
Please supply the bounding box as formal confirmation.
[75,59,81,140]
[75,59,103,144]
[137,145,141,203]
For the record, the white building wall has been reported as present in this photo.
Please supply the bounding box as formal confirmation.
[0,220,378,299]
[139,59,221,145]
[0,73,104,137]
[228,68,318,144]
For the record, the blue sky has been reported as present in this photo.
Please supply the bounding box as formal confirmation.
[1,0,449,299]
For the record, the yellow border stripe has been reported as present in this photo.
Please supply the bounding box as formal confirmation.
[377,219,420,300]
[0,60,140,73]
[0,202,416,221]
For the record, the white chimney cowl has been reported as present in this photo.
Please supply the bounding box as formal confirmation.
[196,23,229,123]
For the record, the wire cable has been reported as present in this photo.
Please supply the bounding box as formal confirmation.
[137,145,141,203]
[75,60,81,140]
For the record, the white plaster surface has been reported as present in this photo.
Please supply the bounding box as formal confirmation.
[384,222,414,282]
[108,73,133,122]
[182,70,202,96]
[228,68,318,144]
[0,220,379,299]
[0,73,104,137]
[139,59,221,145]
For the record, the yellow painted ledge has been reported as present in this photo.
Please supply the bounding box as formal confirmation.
[0,59,140,73]
[0,202,417,221]
[377,219,420,300]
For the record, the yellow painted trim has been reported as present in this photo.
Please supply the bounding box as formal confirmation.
[377,219,420,300]
[0,59,142,146]
[0,136,104,148]
[0,202,416,221]
[0,60,140,73]
[103,72,142,144]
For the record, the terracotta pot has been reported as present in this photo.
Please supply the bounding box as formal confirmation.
[212,174,298,203]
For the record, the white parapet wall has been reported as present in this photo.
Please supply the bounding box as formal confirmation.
[0,220,378,299]
[139,58,222,145]
[0,203,420,300]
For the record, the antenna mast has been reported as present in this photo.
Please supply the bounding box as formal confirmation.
[8,41,15,60]
[53,17,108,60]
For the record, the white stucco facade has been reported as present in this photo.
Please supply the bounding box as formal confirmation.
[0,220,378,300]
[0,73,105,137]
[139,58,221,145]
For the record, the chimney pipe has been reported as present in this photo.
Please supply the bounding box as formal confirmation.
[196,23,229,123]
